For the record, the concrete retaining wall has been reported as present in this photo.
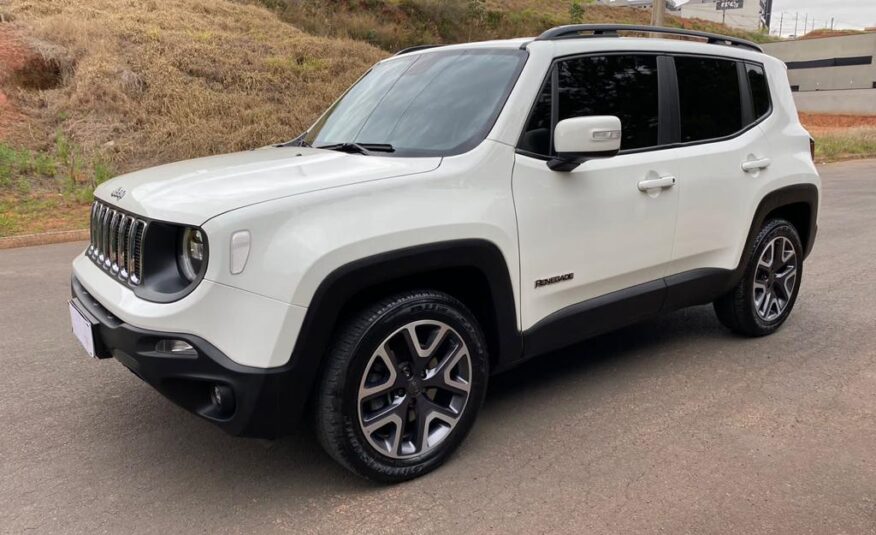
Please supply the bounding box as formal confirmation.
[793,89,876,116]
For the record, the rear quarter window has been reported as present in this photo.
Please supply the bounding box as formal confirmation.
[746,63,771,120]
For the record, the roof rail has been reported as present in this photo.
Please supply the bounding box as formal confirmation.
[394,44,442,56]
[532,24,763,53]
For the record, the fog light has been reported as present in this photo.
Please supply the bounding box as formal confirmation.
[155,339,196,356]
[210,384,235,415]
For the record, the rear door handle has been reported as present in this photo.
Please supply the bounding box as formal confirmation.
[637,176,676,192]
[742,158,772,172]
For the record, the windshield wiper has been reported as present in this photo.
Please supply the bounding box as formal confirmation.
[316,142,395,155]
[275,133,311,148]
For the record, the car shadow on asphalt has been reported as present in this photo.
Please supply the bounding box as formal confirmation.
[486,304,728,402]
[87,305,736,493]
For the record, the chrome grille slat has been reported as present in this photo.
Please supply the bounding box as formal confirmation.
[88,201,147,287]
[126,217,137,280]
[96,205,108,262]
[131,221,147,285]
[89,203,99,255]
[109,211,120,272]
[101,207,112,267]
[115,215,128,275]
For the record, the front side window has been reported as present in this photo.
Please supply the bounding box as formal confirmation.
[518,54,661,156]
[518,73,552,155]
[558,55,660,151]
[304,49,526,157]
[675,56,743,142]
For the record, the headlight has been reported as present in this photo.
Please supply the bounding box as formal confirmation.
[179,227,207,282]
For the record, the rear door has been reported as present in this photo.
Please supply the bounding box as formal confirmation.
[664,56,775,290]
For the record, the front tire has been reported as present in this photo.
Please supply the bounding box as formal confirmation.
[314,290,489,483]
[714,218,803,336]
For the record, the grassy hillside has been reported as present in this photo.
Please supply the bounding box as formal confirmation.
[0,0,385,235]
[3,0,386,164]
[3,0,861,240]
[257,0,773,53]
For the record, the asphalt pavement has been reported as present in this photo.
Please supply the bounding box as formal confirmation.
[1,159,874,534]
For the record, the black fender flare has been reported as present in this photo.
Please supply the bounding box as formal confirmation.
[742,183,819,265]
[276,239,522,432]
[666,182,820,308]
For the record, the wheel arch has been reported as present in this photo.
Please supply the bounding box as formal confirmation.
[287,239,522,412]
[743,183,819,267]
[692,183,820,302]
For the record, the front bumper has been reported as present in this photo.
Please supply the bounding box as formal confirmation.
[72,276,308,438]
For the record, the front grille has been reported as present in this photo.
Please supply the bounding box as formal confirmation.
[88,200,148,285]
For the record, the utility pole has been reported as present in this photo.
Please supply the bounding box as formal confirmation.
[650,0,665,28]
[794,12,798,37]
[803,13,808,36]
[830,17,835,30]
[778,12,784,37]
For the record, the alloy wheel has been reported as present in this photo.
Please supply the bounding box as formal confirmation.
[357,320,472,459]
[753,236,798,321]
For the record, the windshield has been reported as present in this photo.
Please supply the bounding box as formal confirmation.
[304,48,527,157]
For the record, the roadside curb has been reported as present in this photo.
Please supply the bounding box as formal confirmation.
[0,229,88,250]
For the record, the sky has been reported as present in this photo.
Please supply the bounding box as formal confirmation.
[770,0,876,35]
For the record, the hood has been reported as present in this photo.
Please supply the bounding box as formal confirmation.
[94,147,441,225]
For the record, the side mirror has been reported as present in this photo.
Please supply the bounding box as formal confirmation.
[549,116,622,172]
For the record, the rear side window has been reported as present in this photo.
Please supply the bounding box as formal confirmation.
[747,63,771,119]
[675,56,742,142]
[518,54,660,155]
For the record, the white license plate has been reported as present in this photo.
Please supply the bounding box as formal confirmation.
[69,301,97,358]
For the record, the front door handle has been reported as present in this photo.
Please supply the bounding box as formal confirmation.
[637,176,676,192]
[742,157,772,172]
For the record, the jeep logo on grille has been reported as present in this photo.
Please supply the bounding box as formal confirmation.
[110,187,126,200]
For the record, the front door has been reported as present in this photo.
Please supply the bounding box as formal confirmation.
[513,54,679,338]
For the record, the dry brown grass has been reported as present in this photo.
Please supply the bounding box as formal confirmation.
[814,128,876,163]
[0,0,797,238]
[261,0,773,57]
[1,0,772,177]
[4,0,387,173]
[798,29,871,40]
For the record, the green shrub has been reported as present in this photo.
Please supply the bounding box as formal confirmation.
[815,128,876,162]
[0,135,114,203]
[569,1,584,24]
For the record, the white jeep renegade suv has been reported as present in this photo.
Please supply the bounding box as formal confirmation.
[69,25,820,482]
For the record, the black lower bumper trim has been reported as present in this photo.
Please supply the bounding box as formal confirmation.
[71,276,305,438]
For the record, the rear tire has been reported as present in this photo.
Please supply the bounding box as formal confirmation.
[314,290,489,483]
[714,218,803,337]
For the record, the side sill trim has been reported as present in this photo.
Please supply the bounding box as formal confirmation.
[514,267,738,370]
[521,279,667,360]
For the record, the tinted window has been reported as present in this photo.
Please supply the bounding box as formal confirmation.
[305,49,526,156]
[518,55,660,156]
[747,63,770,119]
[519,73,552,155]
[675,57,742,142]
[558,55,660,151]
